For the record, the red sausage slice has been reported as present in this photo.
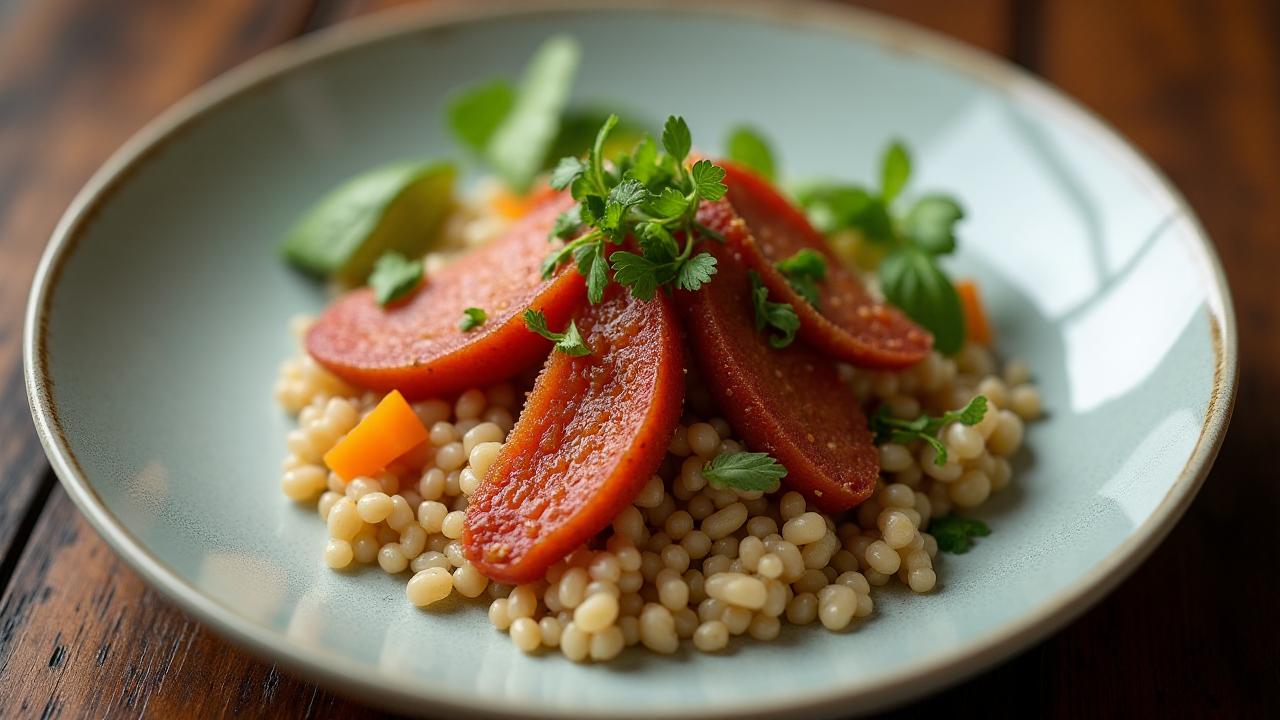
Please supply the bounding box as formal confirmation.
[680,200,879,513]
[720,161,932,369]
[305,193,586,400]
[464,286,684,584]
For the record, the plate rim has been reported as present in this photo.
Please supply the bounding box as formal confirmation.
[22,0,1239,717]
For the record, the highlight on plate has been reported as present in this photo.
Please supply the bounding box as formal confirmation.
[274,37,1041,661]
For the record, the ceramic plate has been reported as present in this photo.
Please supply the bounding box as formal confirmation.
[24,1,1236,717]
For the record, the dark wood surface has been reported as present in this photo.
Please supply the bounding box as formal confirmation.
[0,0,1273,717]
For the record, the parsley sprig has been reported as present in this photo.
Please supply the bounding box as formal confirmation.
[522,309,590,356]
[774,249,827,309]
[749,271,800,349]
[459,307,487,332]
[870,395,988,466]
[795,141,968,353]
[929,515,991,554]
[368,252,423,306]
[702,451,788,492]
[543,115,726,303]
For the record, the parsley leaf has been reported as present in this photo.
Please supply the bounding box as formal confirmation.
[368,252,423,306]
[550,156,586,190]
[544,114,726,303]
[691,159,728,201]
[702,452,788,492]
[749,271,800,349]
[870,395,989,465]
[725,125,777,181]
[662,115,692,162]
[929,515,991,554]
[774,248,827,308]
[522,309,591,356]
[459,307,487,332]
[676,252,717,291]
[880,140,911,203]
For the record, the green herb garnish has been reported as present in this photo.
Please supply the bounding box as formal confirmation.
[870,395,988,466]
[749,271,800,349]
[448,36,580,193]
[522,309,590,356]
[929,515,991,554]
[795,141,968,353]
[459,307,487,332]
[543,115,726,303]
[725,125,777,181]
[774,248,827,308]
[702,452,788,492]
[368,252,423,306]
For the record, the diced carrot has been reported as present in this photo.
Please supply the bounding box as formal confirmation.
[464,286,685,585]
[490,184,559,219]
[305,192,587,399]
[323,390,429,480]
[719,161,932,369]
[956,279,992,346]
[680,200,879,513]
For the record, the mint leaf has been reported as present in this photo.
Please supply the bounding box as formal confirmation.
[459,307,487,332]
[726,126,777,181]
[749,271,800,349]
[662,115,692,163]
[879,248,965,354]
[522,309,590,356]
[929,515,991,554]
[447,80,515,153]
[368,252,423,306]
[702,451,788,492]
[905,194,964,255]
[881,140,911,203]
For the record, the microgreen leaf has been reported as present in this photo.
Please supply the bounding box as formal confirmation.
[522,309,591,356]
[368,252,423,306]
[904,194,964,255]
[878,247,966,354]
[725,125,777,182]
[749,271,800,349]
[880,140,911,203]
[774,248,827,308]
[929,515,991,554]
[661,115,692,163]
[459,307,487,332]
[701,451,788,492]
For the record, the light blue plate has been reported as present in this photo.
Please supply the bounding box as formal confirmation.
[24,1,1236,717]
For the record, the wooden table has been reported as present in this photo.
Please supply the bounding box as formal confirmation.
[0,0,1273,716]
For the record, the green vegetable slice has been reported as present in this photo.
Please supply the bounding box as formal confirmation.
[281,161,456,284]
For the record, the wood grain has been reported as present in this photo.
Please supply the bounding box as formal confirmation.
[0,0,1273,718]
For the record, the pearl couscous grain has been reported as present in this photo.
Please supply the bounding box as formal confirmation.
[278,195,1036,660]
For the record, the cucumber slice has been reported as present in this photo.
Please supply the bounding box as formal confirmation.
[282,161,456,284]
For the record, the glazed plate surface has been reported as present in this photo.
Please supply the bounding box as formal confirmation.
[25,1,1235,717]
